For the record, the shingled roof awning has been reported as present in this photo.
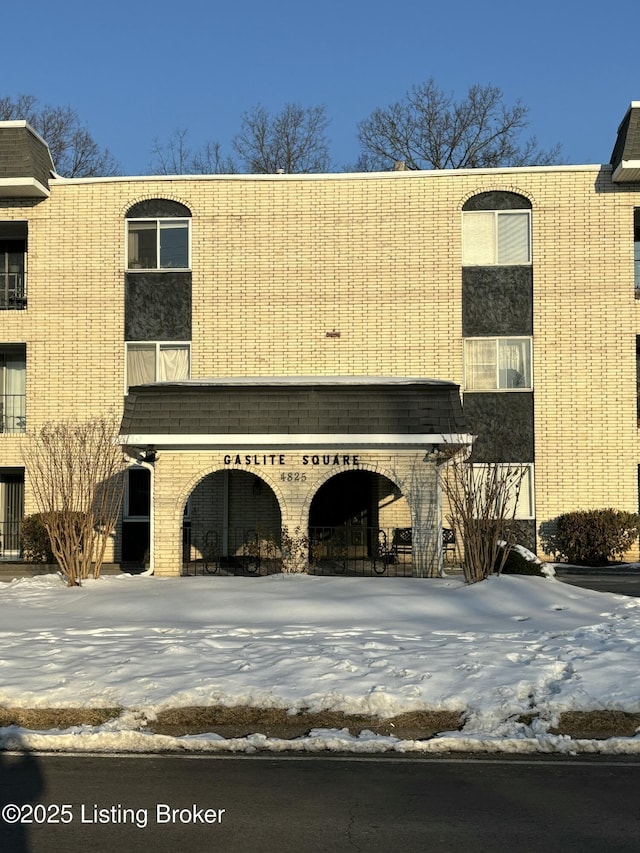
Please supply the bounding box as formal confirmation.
[611,102,640,183]
[119,377,472,450]
[0,121,55,198]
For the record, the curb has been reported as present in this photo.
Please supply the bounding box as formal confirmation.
[553,564,640,576]
[1,708,639,743]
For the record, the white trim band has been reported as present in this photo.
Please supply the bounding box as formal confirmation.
[120,432,475,449]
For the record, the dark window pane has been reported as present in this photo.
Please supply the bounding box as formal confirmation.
[160,221,189,268]
[127,467,150,517]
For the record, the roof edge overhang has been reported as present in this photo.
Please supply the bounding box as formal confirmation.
[612,160,640,183]
[51,163,600,187]
[0,177,50,198]
[120,432,476,450]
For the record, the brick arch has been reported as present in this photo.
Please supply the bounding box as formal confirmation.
[300,462,406,526]
[121,194,194,218]
[459,187,536,210]
[126,198,192,218]
[172,462,288,528]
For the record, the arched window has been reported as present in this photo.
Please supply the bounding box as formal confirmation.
[126,199,192,271]
[462,192,531,266]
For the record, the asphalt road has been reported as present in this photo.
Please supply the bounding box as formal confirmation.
[2,752,640,852]
[555,571,640,597]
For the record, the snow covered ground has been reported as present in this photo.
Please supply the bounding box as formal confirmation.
[1,570,639,754]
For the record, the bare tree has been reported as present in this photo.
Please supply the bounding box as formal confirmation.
[441,453,528,584]
[22,415,126,586]
[149,128,237,175]
[357,80,562,171]
[0,94,119,177]
[233,103,332,173]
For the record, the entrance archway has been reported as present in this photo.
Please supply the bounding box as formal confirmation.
[184,469,282,574]
[308,470,412,574]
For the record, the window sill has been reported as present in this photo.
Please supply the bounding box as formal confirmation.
[463,388,533,393]
[127,268,191,273]
[462,262,532,269]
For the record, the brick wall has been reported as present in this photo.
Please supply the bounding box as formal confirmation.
[1,163,640,565]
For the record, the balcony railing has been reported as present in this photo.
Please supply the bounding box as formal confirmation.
[0,272,27,309]
[0,395,26,433]
[0,520,21,558]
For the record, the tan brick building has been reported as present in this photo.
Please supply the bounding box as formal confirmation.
[1,103,639,576]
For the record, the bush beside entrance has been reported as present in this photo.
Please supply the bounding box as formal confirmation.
[545,509,640,566]
[20,513,55,563]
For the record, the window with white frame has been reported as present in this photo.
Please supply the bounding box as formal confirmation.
[0,346,26,433]
[464,337,532,391]
[462,210,531,265]
[127,218,190,270]
[126,342,190,390]
[471,463,534,520]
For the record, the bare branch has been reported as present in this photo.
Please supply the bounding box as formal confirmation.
[441,454,528,584]
[22,415,126,586]
[233,103,332,174]
[357,79,562,170]
[0,94,119,177]
[148,128,237,175]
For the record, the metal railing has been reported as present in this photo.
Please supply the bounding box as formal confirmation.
[0,520,21,559]
[183,526,282,575]
[0,395,26,433]
[182,525,453,577]
[308,526,416,577]
[0,272,27,309]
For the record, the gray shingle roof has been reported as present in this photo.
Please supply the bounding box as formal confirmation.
[0,122,55,196]
[120,378,469,446]
[611,103,640,182]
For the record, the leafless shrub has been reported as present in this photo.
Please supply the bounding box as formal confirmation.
[441,453,528,584]
[22,415,126,586]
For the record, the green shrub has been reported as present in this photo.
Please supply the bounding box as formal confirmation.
[493,544,545,575]
[553,509,640,566]
[20,513,55,563]
[20,511,91,565]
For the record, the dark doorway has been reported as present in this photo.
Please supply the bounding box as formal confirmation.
[122,466,150,565]
[309,470,379,530]
[309,471,409,573]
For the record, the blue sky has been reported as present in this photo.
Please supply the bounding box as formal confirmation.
[4,0,639,174]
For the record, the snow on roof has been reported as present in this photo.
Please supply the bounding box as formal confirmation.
[152,376,457,387]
